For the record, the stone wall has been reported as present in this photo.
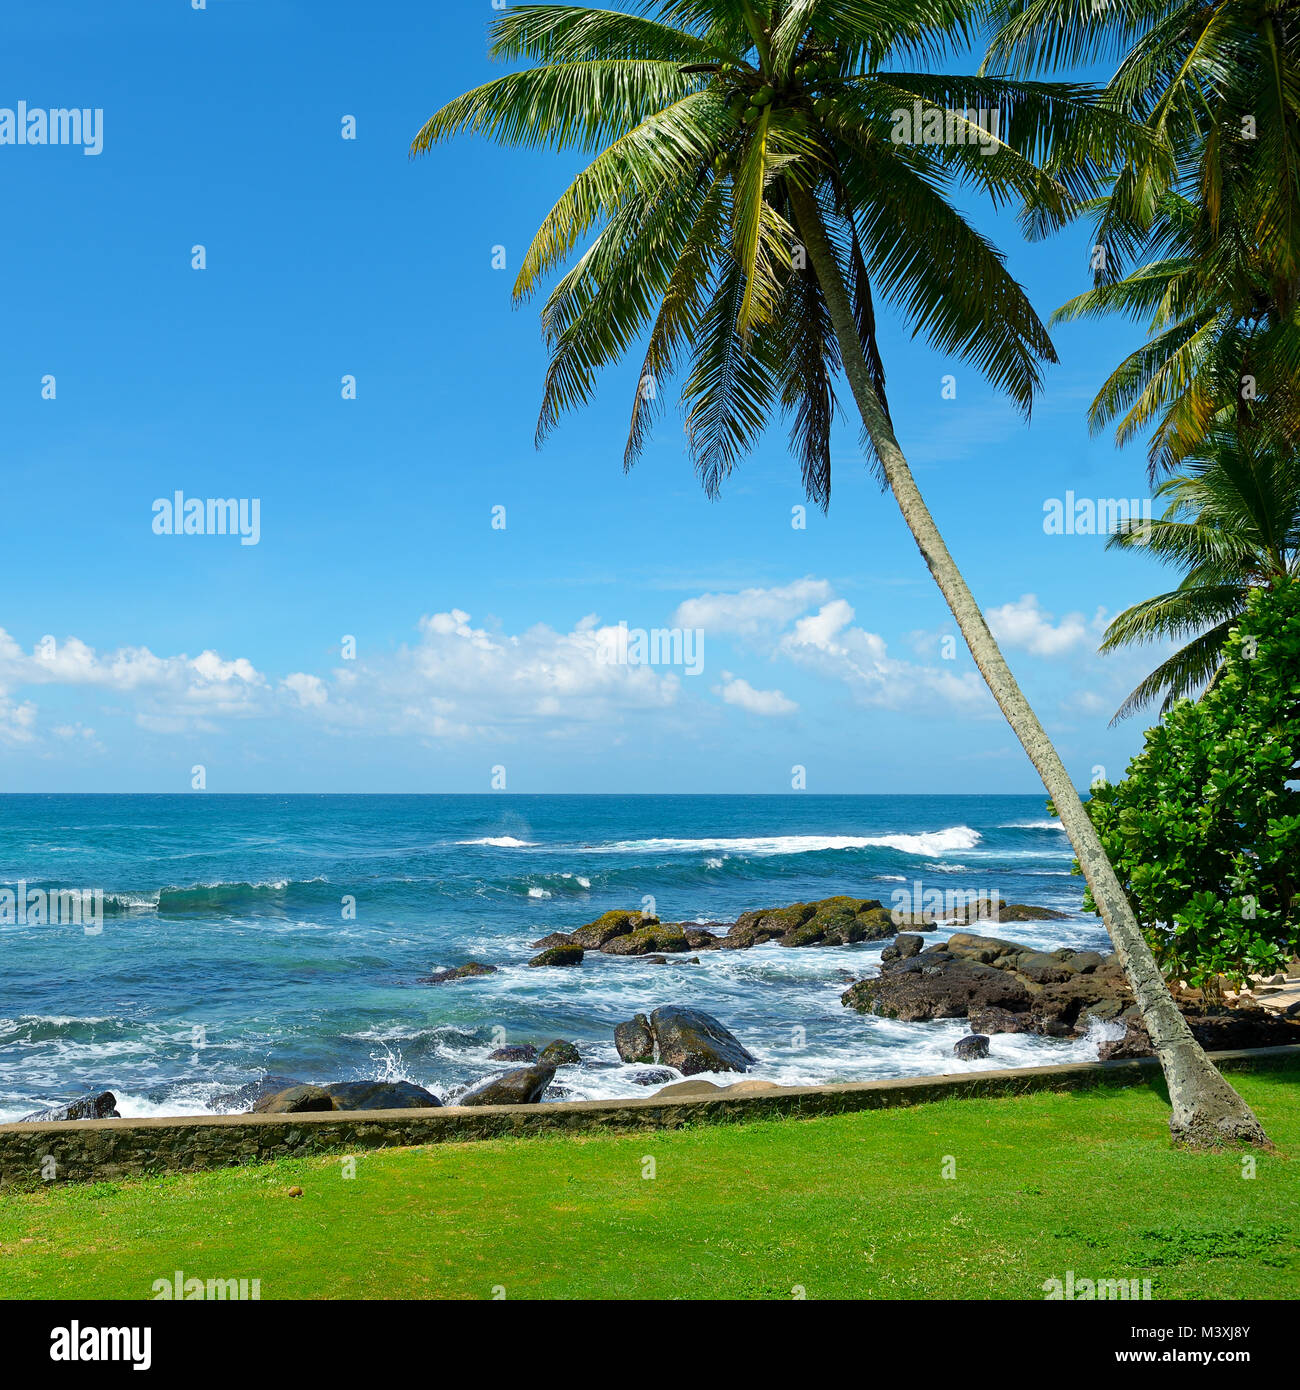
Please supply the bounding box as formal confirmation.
[3,1046,1296,1186]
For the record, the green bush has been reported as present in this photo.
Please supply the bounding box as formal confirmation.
[1066,578,1300,991]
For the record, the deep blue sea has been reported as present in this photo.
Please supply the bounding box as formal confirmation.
[0,793,1113,1121]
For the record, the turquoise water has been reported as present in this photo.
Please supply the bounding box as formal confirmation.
[0,793,1111,1120]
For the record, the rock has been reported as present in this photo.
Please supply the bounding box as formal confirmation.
[322,1080,441,1111]
[998,903,1070,922]
[571,911,651,950]
[724,902,816,949]
[528,944,584,967]
[529,932,574,949]
[421,960,497,984]
[1067,951,1106,974]
[1078,997,1126,1026]
[538,1040,581,1067]
[946,932,1026,962]
[19,1091,121,1123]
[724,895,894,950]
[1098,1019,1153,1060]
[602,924,689,955]
[210,1075,303,1113]
[648,1006,756,1075]
[725,1079,781,1094]
[630,1068,676,1086]
[968,1005,1034,1035]
[252,1084,336,1115]
[942,896,1008,925]
[842,958,1032,1021]
[653,1079,724,1098]
[684,927,721,950]
[614,1013,655,1063]
[954,1034,990,1060]
[894,933,925,959]
[457,1063,556,1107]
[488,1045,538,1062]
[644,955,668,964]
[1016,951,1079,984]
[1186,1009,1300,1051]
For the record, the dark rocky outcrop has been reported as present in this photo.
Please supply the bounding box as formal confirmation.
[322,1080,441,1111]
[630,1068,676,1086]
[253,1084,336,1115]
[19,1091,120,1123]
[457,1063,556,1107]
[211,1075,304,1114]
[845,928,1300,1051]
[489,1045,538,1063]
[1099,1009,1300,1061]
[843,956,1033,1022]
[684,926,723,950]
[614,1013,655,1063]
[538,1040,581,1067]
[954,1034,990,1060]
[648,1007,756,1075]
[527,945,584,967]
[881,932,925,963]
[420,961,497,984]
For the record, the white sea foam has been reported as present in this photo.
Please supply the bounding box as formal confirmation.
[457,836,535,848]
[588,826,982,858]
[527,887,551,899]
[1000,820,1066,831]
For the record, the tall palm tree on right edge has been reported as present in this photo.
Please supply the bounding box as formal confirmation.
[1101,428,1300,720]
[413,1,1267,1146]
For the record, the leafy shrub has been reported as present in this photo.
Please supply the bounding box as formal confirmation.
[1064,578,1300,991]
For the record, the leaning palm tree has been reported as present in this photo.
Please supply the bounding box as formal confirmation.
[1102,427,1300,720]
[413,0,1266,1146]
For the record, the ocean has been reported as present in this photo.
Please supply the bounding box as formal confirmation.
[0,793,1113,1121]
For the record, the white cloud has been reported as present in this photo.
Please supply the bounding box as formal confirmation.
[282,672,328,708]
[778,598,990,712]
[987,594,1104,658]
[715,673,797,717]
[673,577,832,637]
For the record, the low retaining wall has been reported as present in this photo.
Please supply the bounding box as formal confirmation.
[4,1045,1297,1185]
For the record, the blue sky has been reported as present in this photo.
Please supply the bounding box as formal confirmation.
[0,0,1174,793]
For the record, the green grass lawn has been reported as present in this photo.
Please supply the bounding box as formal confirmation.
[2,1068,1298,1300]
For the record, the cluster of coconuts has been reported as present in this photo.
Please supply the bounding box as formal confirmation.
[725,84,776,123]
[719,55,837,125]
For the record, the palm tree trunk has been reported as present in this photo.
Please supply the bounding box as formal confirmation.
[788,184,1268,1148]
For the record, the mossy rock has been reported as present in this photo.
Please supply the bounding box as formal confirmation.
[528,944,584,967]
[571,910,657,949]
[725,902,817,948]
[856,906,900,939]
[603,923,689,956]
[538,1039,581,1067]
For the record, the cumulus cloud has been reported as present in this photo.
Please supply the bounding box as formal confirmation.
[778,598,990,712]
[987,594,1104,658]
[673,577,832,637]
[715,673,797,717]
[0,628,269,735]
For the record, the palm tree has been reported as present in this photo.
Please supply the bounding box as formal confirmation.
[412,0,1267,1146]
[984,0,1300,472]
[1051,187,1300,476]
[1102,427,1300,719]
